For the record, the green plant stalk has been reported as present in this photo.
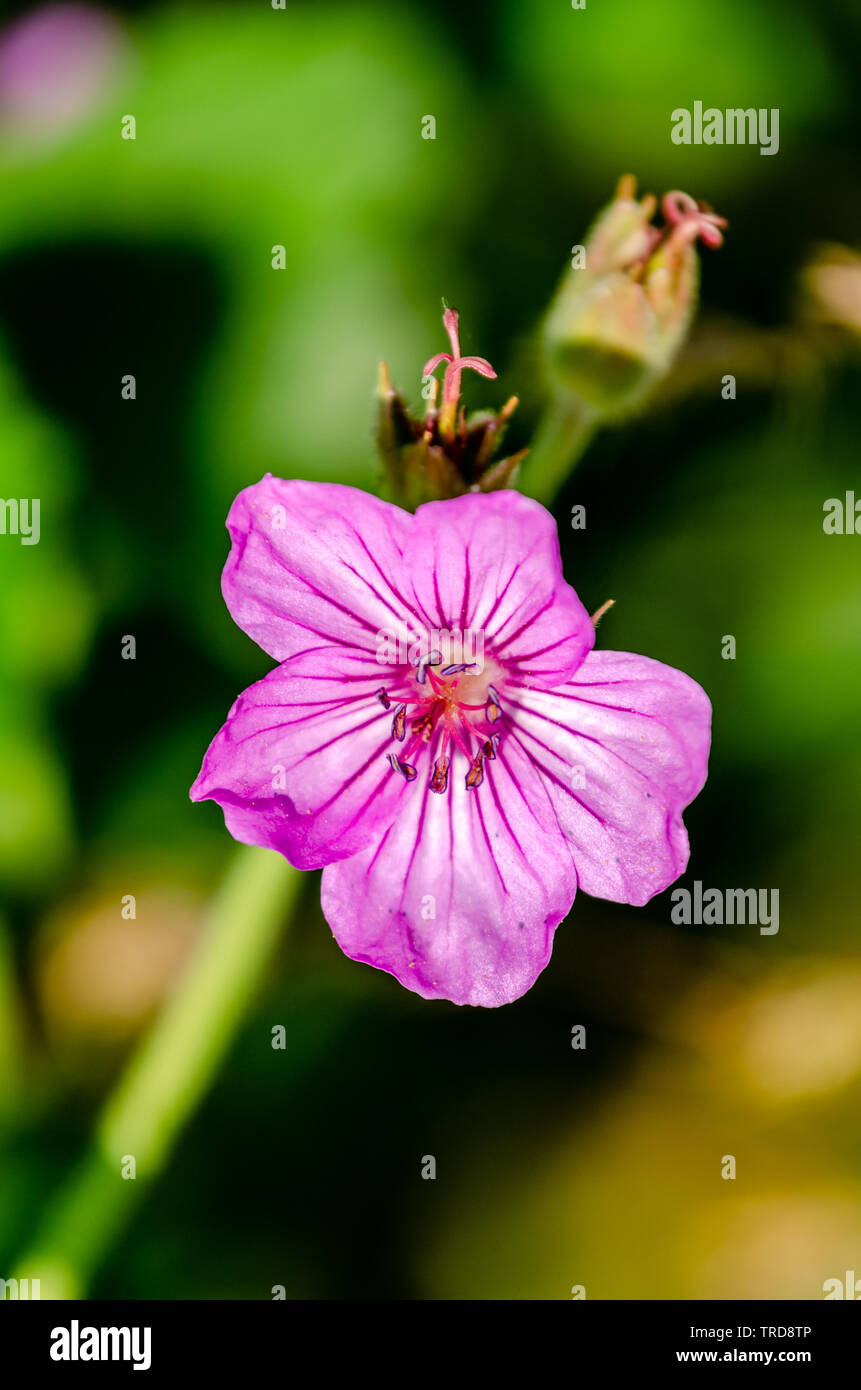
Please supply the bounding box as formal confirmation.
[13,844,300,1299]
[524,394,598,507]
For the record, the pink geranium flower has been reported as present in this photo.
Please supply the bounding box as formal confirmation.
[191,478,710,1006]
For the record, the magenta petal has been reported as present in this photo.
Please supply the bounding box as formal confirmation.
[221,477,420,662]
[190,648,410,869]
[406,490,594,688]
[320,738,577,1006]
[504,650,711,905]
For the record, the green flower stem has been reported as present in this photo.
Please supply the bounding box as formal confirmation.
[524,394,598,507]
[13,845,300,1299]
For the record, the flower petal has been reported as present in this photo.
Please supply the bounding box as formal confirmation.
[221,477,424,662]
[406,491,594,688]
[320,738,577,1006]
[504,649,711,905]
[190,647,410,869]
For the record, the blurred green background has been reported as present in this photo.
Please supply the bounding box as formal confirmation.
[0,0,859,1299]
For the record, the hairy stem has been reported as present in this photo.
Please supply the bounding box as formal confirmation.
[13,845,300,1299]
[524,395,598,507]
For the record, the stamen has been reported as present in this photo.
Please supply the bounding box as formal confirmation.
[465,749,485,790]
[378,652,507,794]
[415,650,442,685]
[388,753,417,781]
[391,704,407,742]
[410,711,435,741]
[430,756,450,794]
[448,721,474,761]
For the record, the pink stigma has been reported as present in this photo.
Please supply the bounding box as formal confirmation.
[422,306,497,436]
[661,191,728,249]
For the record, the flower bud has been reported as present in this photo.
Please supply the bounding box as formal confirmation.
[543,176,726,417]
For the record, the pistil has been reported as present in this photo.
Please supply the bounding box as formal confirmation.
[376,655,505,794]
[423,307,498,440]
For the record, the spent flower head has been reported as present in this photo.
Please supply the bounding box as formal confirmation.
[544,174,728,416]
[377,304,526,509]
